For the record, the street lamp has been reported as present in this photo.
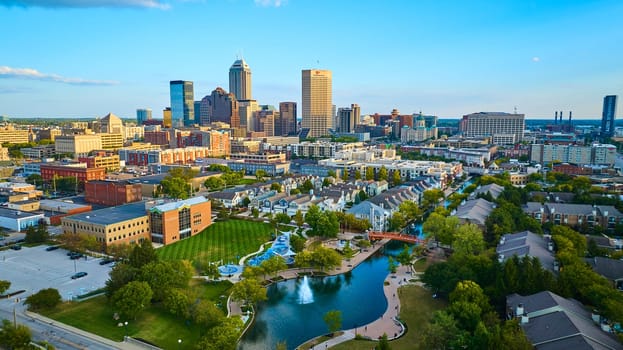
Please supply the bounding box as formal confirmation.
[178,339,182,349]
[124,321,128,338]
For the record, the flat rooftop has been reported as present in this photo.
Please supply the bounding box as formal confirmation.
[0,207,44,218]
[64,201,148,225]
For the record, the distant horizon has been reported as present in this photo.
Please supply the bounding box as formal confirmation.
[1,1,622,119]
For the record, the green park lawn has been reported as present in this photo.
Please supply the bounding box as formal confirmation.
[157,219,273,265]
[331,285,447,350]
[41,280,233,350]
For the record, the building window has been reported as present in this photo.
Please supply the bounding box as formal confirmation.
[150,211,163,235]
[179,208,191,239]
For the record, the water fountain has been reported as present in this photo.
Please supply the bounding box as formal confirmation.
[298,276,314,304]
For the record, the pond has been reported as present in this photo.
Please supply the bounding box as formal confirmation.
[238,242,407,350]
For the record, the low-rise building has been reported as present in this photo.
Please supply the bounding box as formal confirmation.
[147,196,211,245]
[40,163,106,187]
[506,291,623,349]
[453,198,495,228]
[523,202,623,232]
[78,153,121,171]
[20,145,56,159]
[496,231,556,271]
[85,180,143,206]
[0,207,45,231]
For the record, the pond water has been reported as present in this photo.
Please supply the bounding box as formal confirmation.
[238,242,407,350]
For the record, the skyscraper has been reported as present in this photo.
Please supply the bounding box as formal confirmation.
[202,88,240,128]
[170,80,194,127]
[301,69,332,138]
[601,95,618,139]
[136,108,152,125]
[229,59,252,101]
[337,104,360,133]
[277,102,297,136]
[460,112,525,145]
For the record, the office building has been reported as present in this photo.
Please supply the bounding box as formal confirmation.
[301,69,333,138]
[0,127,29,144]
[601,95,617,139]
[337,104,360,133]
[460,112,525,145]
[85,180,143,206]
[37,128,61,142]
[99,133,123,150]
[100,113,124,134]
[136,108,152,125]
[239,99,259,131]
[170,80,195,127]
[530,143,617,166]
[256,105,277,137]
[278,102,297,136]
[40,163,106,187]
[55,134,102,158]
[202,87,240,128]
[229,59,252,101]
[163,107,172,128]
[148,196,211,245]
[78,152,121,171]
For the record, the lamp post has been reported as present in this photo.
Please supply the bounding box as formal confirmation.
[178,339,182,349]
[124,321,128,339]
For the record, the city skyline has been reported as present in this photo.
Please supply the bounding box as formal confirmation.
[1,0,622,119]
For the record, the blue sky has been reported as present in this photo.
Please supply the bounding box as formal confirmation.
[1,0,622,119]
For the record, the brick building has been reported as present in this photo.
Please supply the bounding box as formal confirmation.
[78,153,121,172]
[40,164,106,187]
[147,196,211,245]
[85,180,143,206]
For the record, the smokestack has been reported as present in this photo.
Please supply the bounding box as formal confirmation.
[555,111,558,124]
[569,111,572,124]
[560,111,563,124]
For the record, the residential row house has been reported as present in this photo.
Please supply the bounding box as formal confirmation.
[523,202,623,231]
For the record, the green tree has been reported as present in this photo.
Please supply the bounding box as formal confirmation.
[111,281,153,319]
[270,183,282,192]
[376,333,392,350]
[195,317,242,350]
[420,311,463,350]
[251,207,260,218]
[274,212,291,226]
[392,171,401,186]
[204,177,224,191]
[260,256,287,279]
[342,241,355,260]
[192,299,224,329]
[378,166,388,181]
[0,280,10,294]
[300,179,314,193]
[169,167,198,181]
[423,189,445,208]
[396,245,412,266]
[354,169,362,180]
[290,234,306,253]
[139,260,193,301]
[423,213,459,245]
[294,210,304,228]
[160,175,190,199]
[231,278,267,306]
[25,223,49,244]
[341,168,349,182]
[105,263,139,298]
[304,205,321,232]
[323,310,342,335]
[365,167,374,180]
[255,169,268,181]
[25,174,43,187]
[311,246,342,271]
[129,239,158,269]
[388,256,398,273]
[25,288,61,311]
[0,319,31,350]
[163,288,190,318]
[388,212,406,231]
[452,223,485,256]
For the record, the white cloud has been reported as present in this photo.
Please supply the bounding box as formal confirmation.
[0,0,170,9]
[0,66,119,85]
[532,56,540,62]
[254,0,286,7]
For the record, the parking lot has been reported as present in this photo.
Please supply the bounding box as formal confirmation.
[0,245,113,301]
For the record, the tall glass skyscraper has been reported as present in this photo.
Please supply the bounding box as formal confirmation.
[601,95,617,139]
[170,80,195,127]
[229,59,252,101]
[136,108,152,125]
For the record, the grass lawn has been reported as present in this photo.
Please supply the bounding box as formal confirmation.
[330,285,447,350]
[156,219,273,265]
[41,281,233,349]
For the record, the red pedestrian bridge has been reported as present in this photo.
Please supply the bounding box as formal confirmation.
[367,231,427,244]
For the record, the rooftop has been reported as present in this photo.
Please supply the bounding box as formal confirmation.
[149,196,207,213]
[0,207,45,218]
[65,201,148,225]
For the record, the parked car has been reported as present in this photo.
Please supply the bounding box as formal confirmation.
[71,272,87,279]
[69,252,83,260]
[99,258,114,265]
[46,246,59,251]
[10,245,22,250]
